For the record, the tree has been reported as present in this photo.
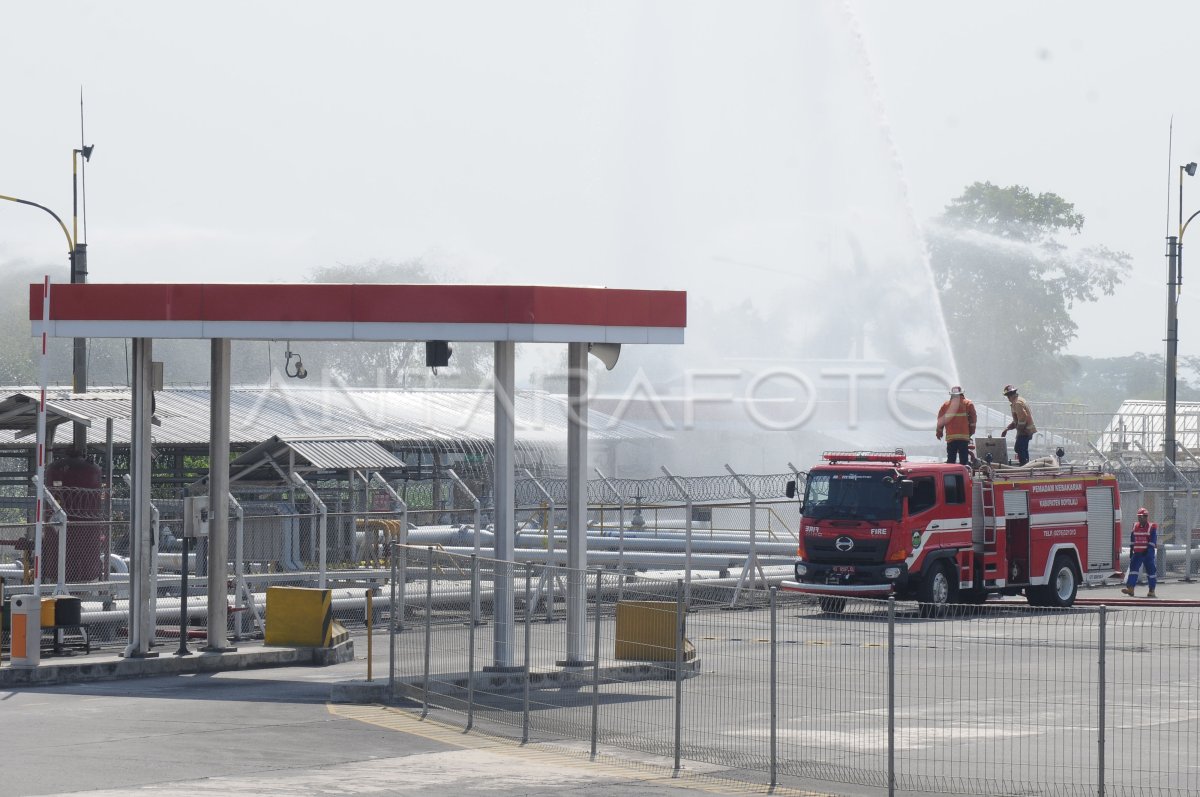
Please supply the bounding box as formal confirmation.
[927,182,1130,394]
[1057,353,1200,417]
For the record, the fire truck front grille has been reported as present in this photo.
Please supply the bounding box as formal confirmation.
[806,538,889,564]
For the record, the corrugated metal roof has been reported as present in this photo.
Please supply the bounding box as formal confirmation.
[1097,399,1200,454]
[0,387,661,449]
[229,435,406,479]
[0,393,92,434]
[284,438,406,470]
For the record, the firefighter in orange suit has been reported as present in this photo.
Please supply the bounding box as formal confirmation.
[936,386,977,466]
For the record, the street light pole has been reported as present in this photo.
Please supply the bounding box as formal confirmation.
[0,194,73,253]
[1170,162,1199,474]
[1167,162,1199,550]
[1167,232,1180,472]
[1,145,93,455]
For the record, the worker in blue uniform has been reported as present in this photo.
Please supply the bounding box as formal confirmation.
[1120,507,1158,598]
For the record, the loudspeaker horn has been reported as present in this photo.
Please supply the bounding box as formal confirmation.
[587,342,621,370]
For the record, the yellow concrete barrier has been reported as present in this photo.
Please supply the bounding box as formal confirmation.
[614,600,695,661]
[265,586,338,647]
[40,597,57,629]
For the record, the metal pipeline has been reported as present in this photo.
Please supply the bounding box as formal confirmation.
[432,546,794,569]
[514,532,795,555]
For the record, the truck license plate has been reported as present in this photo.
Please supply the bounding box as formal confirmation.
[832,566,855,574]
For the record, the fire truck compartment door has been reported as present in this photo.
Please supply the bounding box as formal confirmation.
[1003,490,1028,520]
[1004,490,1031,579]
[1086,487,1115,570]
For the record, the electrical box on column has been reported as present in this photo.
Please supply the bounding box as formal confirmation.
[183,495,210,538]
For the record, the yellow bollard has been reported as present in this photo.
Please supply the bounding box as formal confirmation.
[366,589,373,682]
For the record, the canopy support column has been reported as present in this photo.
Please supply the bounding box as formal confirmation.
[124,337,156,658]
[492,341,517,668]
[564,342,588,665]
[206,338,233,651]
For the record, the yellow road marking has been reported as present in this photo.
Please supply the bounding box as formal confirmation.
[328,703,831,796]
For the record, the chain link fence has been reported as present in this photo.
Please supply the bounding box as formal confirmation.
[1115,489,1200,580]
[4,474,803,655]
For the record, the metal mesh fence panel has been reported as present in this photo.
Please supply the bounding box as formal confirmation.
[891,602,1101,797]
[1106,606,1200,797]
[385,550,1200,797]
[672,582,776,773]
[1115,488,1200,580]
[590,576,681,761]
[774,592,891,789]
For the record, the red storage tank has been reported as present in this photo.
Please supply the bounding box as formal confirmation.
[44,456,106,583]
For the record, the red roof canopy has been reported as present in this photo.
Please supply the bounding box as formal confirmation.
[30,283,686,344]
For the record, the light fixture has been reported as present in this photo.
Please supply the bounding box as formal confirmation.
[1187,162,1198,177]
[284,342,307,379]
[587,342,621,370]
[76,145,94,162]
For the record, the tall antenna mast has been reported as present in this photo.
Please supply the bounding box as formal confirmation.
[71,89,94,445]
[79,87,87,241]
[1166,115,1174,238]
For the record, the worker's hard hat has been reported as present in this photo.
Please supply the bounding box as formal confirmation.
[949,385,964,396]
[1137,507,1149,516]
[1002,384,1018,396]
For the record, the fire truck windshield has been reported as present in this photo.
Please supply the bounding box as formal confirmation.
[802,470,901,522]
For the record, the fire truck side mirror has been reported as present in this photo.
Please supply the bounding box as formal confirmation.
[785,480,797,499]
[898,480,915,498]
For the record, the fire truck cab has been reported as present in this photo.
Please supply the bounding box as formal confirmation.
[780,450,1122,613]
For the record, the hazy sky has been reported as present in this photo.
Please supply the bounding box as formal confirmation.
[2,1,1199,363]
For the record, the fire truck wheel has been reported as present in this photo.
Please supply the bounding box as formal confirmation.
[917,561,957,617]
[817,596,847,614]
[1030,554,1079,608]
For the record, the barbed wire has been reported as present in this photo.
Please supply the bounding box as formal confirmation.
[1107,464,1200,490]
[516,472,803,506]
[28,471,808,512]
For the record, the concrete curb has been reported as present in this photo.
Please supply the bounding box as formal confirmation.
[0,640,354,687]
[331,657,701,704]
[332,679,392,703]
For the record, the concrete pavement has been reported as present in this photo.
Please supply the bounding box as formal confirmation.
[0,664,842,797]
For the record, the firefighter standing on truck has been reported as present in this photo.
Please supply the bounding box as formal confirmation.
[1000,384,1037,465]
[1121,507,1158,598]
[936,385,977,466]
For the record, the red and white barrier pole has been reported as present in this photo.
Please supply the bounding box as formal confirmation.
[33,275,50,600]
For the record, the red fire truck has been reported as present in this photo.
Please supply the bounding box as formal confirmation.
[780,450,1122,612]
